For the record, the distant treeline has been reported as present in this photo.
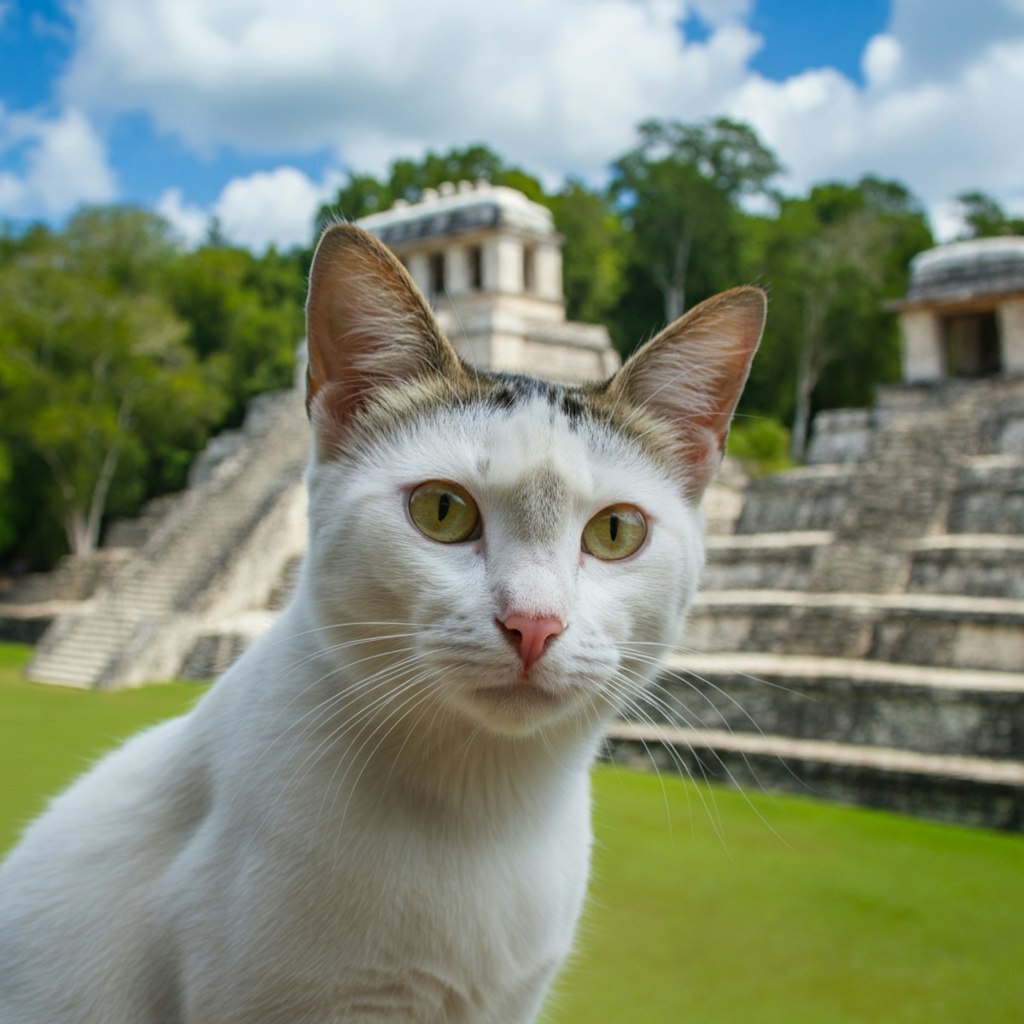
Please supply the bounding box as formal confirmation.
[2,119,1020,570]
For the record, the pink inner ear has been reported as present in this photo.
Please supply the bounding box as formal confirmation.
[614,286,766,497]
[303,225,461,449]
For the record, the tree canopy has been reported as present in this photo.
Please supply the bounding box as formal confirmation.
[0,208,306,566]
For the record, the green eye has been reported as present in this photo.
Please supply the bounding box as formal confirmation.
[582,504,647,561]
[409,481,480,543]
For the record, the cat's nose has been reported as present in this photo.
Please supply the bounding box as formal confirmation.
[499,614,565,670]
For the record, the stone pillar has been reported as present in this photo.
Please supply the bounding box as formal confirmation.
[493,236,524,294]
[900,309,945,383]
[534,241,563,305]
[997,298,1024,375]
[445,247,471,297]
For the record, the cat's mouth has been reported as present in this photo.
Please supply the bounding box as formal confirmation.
[467,676,585,734]
[473,681,561,708]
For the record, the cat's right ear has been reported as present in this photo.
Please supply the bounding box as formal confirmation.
[305,224,461,453]
[607,286,766,499]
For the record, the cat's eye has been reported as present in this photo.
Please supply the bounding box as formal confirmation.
[582,504,647,561]
[408,481,481,544]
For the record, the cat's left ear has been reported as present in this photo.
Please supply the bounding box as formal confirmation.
[609,286,766,499]
[305,223,464,452]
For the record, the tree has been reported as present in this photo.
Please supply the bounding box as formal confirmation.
[742,177,933,459]
[164,243,305,426]
[546,180,628,337]
[955,190,1024,238]
[316,144,545,234]
[610,118,782,324]
[0,214,227,560]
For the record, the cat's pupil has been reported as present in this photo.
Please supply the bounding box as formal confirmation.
[438,492,451,522]
[609,513,619,542]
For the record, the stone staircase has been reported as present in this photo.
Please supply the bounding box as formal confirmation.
[608,377,1024,831]
[27,390,310,688]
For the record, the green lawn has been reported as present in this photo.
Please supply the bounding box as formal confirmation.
[2,642,1022,1022]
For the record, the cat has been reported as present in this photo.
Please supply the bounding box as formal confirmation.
[0,223,764,1023]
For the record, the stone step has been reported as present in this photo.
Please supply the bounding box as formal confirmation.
[704,532,1024,600]
[28,614,138,686]
[688,590,1024,672]
[735,465,855,534]
[905,534,1024,599]
[948,455,1024,535]
[603,722,1024,832]
[650,652,1024,759]
[702,532,831,591]
[27,391,310,688]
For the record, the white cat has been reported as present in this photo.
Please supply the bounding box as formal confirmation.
[0,224,764,1023]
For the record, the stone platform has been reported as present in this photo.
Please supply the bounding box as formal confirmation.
[604,376,1024,831]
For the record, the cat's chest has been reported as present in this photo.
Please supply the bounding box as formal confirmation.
[183,778,591,1022]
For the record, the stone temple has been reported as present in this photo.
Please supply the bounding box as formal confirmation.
[2,227,1022,830]
[894,236,1024,383]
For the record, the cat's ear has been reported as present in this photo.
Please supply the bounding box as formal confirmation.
[305,223,463,450]
[609,286,766,499]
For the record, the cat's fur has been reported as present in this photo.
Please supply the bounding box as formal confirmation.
[0,224,764,1023]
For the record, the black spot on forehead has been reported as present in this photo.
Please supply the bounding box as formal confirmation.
[483,371,589,428]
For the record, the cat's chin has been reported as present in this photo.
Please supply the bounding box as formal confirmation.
[463,678,588,737]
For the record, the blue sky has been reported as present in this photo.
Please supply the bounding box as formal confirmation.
[1,0,1021,250]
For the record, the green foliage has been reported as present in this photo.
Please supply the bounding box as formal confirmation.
[610,117,782,325]
[0,206,305,566]
[726,417,795,475]
[0,232,226,557]
[164,244,305,425]
[955,190,1024,238]
[740,176,933,457]
[546,180,628,334]
[317,143,545,230]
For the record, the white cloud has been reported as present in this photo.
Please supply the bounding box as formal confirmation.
[59,0,758,180]
[726,0,1024,233]
[155,186,208,247]
[0,106,116,218]
[32,0,1024,246]
[159,167,340,251]
[213,166,339,251]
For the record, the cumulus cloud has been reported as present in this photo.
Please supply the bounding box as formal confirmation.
[155,187,208,247]
[158,167,340,251]
[213,166,340,251]
[59,0,758,179]
[0,106,116,218]
[730,2,1024,233]
[25,0,1023,246]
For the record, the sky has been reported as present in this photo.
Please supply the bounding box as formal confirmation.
[1,0,1023,252]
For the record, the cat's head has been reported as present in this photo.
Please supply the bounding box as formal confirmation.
[302,224,764,739]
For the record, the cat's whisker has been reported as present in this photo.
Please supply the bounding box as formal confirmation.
[250,642,427,776]
[601,674,728,844]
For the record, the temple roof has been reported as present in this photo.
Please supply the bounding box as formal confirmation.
[357,180,554,247]
[904,237,1024,305]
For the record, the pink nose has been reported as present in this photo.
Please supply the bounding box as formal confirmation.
[500,614,565,670]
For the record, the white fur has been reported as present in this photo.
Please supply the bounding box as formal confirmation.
[0,399,703,1023]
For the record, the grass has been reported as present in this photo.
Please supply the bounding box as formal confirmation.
[0,643,203,850]
[2,642,1022,1022]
